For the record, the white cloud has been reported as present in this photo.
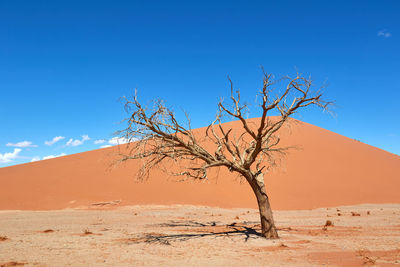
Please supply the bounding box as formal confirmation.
[94,139,106,144]
[31,156,41,162]
[378,29,392,38]
[42,153,66,160]
[45,136,65,146]
[95,137,133,148]
[108,137,129,145]
[0,148,22,163]
[66,135,90,147]
[6,141,37,148]
[30,153,66,162]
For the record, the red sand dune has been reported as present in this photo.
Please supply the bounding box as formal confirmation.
[0,118,399,210]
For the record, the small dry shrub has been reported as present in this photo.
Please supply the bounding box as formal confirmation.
[0,236,8,241]
[363,256,376,265]
[322,220,334,231]
[0,262,25,266]
[82,228,93,235]
[356,249,376,265]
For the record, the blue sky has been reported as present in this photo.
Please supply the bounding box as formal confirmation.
[1,0,399,167]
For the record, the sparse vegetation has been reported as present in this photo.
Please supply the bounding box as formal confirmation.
[82,228,93,235]
[356,249,377,265]
[322,220,333,231]
[0,235,8,241]
[0,261,25,266]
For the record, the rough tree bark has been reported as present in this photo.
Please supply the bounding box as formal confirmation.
[248,172,278,238]
[116,70,331,239]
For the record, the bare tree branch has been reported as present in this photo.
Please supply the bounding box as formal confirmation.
[115,70,332,238]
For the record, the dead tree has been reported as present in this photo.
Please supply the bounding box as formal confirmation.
[117,71,330,239]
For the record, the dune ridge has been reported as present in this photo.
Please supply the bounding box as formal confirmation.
[0,118,399,210]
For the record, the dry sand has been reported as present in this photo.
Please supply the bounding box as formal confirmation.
[1,204,400,266]
[1,118,399,211]
[1,118,399,266]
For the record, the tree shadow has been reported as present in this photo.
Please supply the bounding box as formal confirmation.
[123,221,264,245]
[155,220,221,228]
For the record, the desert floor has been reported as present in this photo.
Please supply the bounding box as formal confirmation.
[1,204,400,266]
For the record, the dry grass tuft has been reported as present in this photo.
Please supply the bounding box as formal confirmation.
[362,256,376,265]
[0,236,8,241]
[42,229,54,233]
[279,243,288,248]
[356,249,377,265]
[351,212,361,216]
[82,228,93,235]
[322,220,333,231]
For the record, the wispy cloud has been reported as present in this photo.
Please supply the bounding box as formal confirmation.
[65,135,90,147]
[377,29,392,38]
[6,141,37,148]
[108,137,129,145]
[0,148,22,163]
[42,153,66,160]
[45,136,65,146]
[31,156,41,162]
[96,137,133,148]
[31,153,66,162]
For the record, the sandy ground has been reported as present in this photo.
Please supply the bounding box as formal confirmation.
[1,204,400,266]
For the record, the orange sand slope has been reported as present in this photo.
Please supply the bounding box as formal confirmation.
[0,118,399,210]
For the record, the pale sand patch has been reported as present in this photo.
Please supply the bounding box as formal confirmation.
[1,204,400,266]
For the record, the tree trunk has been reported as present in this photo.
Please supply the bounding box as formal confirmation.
[249,172,279,239]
